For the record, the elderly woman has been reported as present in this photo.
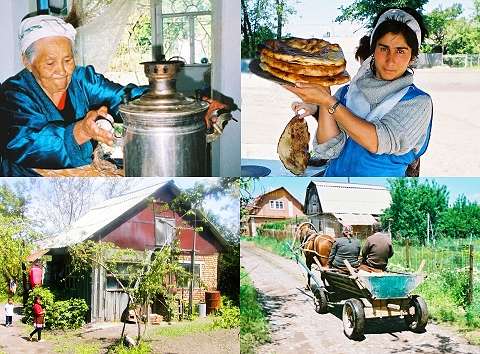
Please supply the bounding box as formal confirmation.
[0,15,148,176]
[289,7,433,176]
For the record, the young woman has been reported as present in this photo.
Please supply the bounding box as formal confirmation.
[288,7,432,176]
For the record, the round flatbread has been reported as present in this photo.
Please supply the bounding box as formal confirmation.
[260,50,346,77]
[259,62,350,87]
[263,37,346,66]
[278,116,310,175]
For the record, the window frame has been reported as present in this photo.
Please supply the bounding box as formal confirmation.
[178,260,203,289]
[269,199,285,210]
[151,0,212,64]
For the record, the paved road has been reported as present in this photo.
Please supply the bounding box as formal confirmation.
[241,67,480,176]
[241,241,480,354]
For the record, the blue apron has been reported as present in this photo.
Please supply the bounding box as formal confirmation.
[0,65,148,176]
[324,84,433,177]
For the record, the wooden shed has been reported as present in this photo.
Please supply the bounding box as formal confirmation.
[304,181,391,238]
[37,181,227,322]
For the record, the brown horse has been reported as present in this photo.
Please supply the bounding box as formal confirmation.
[295,222,335,288]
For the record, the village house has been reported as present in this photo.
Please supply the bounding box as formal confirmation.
[304,181,392,238]
[35,181,227,322]
[243,187,305,236]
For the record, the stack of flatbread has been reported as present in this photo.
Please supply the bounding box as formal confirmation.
[259,37,350,86]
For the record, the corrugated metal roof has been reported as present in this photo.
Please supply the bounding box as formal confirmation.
[333,213,378,226]
[311,181,391,215]
[36,182,169,249]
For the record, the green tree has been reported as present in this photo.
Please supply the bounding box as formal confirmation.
[436,195,480,239]
[241,0,298,58]
[381,179,449,244]
[0,184,37,294]
[424,4,463,53]
[335,0,428,27]
[69,240,190,344]
[444,19,480,54]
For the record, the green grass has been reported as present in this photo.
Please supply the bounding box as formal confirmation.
[243,235,294,258]
[107,341,153,354]
[153,318,215,337]
[240,268,270,354]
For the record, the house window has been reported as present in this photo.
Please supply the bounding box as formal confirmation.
[178,261,202,289]
[155,217,176,246]
[154,0,212,64]
[106,263,139,291]
[269,200,284,210]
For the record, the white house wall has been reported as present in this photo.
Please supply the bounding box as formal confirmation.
[211,0,240,176]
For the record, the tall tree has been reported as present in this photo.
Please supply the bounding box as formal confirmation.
[0,185,35,292]
[241,0,298,58]
[424,4,463,53]
[335,0,428,27]
[381,179,449,244]
[437,195,480,239]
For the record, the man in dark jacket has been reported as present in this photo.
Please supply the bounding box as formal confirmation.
[361,222,394,271]
[328,225,361,270]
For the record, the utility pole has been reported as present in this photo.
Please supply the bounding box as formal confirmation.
[189,209,197,317]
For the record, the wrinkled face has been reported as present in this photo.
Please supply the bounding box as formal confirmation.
[373,32,413,81]
[24,36,75,96]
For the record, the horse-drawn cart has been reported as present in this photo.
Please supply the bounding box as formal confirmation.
[288,241,428,340]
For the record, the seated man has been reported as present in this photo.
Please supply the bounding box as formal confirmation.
[360,222,394,271]
[0,14,148,176]
[328,225,361,271]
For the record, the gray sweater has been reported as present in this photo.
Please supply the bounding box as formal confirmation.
[313,70,433,159]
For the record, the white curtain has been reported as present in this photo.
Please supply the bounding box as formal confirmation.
[74,0,137,73]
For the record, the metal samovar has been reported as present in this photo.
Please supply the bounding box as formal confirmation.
[119,60,210,176]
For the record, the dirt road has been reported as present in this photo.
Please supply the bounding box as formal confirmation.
[241,242,480,354]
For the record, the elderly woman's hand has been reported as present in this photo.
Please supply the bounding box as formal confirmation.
[284,83,335,106]
[73,106,114,146]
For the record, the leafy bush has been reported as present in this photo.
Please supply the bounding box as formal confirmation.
[49,298,89,330]
[24,287,55,328]
[212,297,240,329]
[23,287,88,330]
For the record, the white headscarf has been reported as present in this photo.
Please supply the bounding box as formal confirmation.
[370,9,422,48]
[19,15,76,54]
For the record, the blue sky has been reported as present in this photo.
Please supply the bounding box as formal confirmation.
[2,177,239,234]
[250,177,480,206]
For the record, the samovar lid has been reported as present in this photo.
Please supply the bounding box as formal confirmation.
[119,61,208,117]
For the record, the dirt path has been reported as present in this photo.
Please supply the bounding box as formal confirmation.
[0,304,52,354]
[0,305,238,354]
[241,241,480,354]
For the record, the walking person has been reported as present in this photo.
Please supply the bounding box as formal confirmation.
[4,298,14,327]
[29,296,45,342]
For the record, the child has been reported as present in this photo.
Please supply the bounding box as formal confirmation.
[29,296,45,342]
[4,298,14,327]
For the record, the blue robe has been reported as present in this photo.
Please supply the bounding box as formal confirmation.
[0,65,147,176]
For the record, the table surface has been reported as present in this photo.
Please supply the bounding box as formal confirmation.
[35,163,124,177]
[241,158,326,177]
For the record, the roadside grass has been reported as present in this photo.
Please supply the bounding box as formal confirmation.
[153,317,215,337]
[242,235,293,258]
[240,267,270,354]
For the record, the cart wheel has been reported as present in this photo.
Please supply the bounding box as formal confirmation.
[405,295,428,332]
[342,299,365,340]
[314,288,328,314]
